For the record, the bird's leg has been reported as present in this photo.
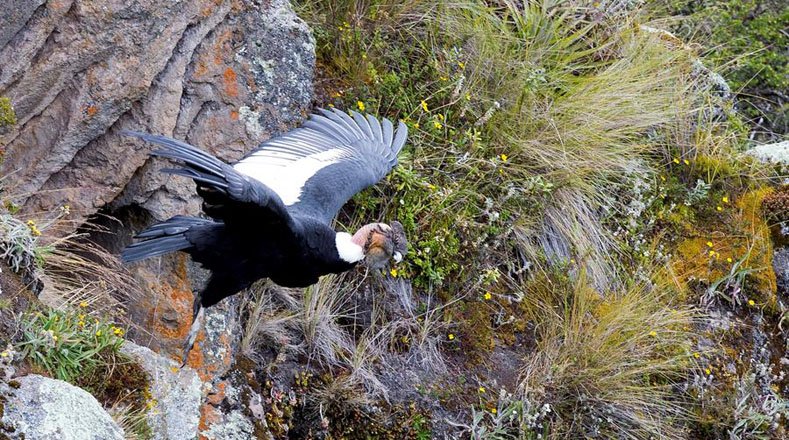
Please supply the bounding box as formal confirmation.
[180,292,205,368]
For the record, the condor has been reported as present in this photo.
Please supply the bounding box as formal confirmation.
[121,108,408,357]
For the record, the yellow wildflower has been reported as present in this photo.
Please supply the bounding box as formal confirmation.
[96,330,102,337]
[683,159,690,165]
[0,351,8,358]
[170,366,179,373]
[78,321,85,327]
[726,257,733,263]
[648,330,657,337]
[390,268,398,277]
[433,121,442,129]
[420,100,428,112]
[478,386,486,393]
[113,327,124,336]
[483,292,492,300]
[748,299,755,306]
[26,220,42,237]
[464,92,471,101]
[440,76,448,81]
[716,206,723,211]
[709,250,716,257]
[356,101,365,112]
[448,333,455,341]
[413,122,419,129]
[500,153,508,162]
[458,61,465,69]
[660,175,666,182]
[722,196,729,203]
[705,368,711,375]
[79,301,88,308]
[490,408,497,414]
[673,158,680,164]
[706,241,713,248]
[52,335,58,342]
[693,352,700,359]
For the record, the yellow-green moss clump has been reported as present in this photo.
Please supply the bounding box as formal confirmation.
[671,187,776,309]
[0,97,15,128]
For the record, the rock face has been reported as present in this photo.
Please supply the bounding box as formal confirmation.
[0,0,315,365]
[1,374,124,440]
[121,342,204,440]
[747,140,789,165]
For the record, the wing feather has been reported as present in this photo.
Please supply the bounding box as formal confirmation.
[123,131,295,230]
[233,108,408,224]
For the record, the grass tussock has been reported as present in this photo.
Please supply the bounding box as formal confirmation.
[517,270,695,439]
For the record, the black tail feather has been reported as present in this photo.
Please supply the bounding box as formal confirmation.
[122,216,210,263]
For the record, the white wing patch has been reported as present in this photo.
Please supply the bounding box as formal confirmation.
[233,148,348,205]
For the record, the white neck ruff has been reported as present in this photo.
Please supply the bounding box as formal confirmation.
[335,232,364,263]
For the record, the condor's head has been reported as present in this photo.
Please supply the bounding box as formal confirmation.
[336,221,407,268]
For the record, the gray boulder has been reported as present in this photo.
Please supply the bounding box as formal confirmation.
[121,342,203,440]
[1,374,124,440]
[746,140,789,165]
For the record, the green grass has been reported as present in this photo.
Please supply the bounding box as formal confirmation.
[300,0,728,295]
[292,1,784,437]
[651,0,789,139]
[15,308,126,383]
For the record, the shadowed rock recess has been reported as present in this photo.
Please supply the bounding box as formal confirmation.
[0,0,315,365]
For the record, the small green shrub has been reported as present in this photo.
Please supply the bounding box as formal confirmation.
[16,308,126,383]
[0,97,15,129]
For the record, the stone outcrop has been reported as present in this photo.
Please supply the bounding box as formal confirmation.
[0,0,315,368]
[0,1,315,436]
[121,342,204,440]
[1,374,124,440]
[747,140,789,165]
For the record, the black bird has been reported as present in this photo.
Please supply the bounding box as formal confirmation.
[121,108,408,361]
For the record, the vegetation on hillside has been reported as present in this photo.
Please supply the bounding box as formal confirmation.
[1,0,786,439]
[653,0,788,140]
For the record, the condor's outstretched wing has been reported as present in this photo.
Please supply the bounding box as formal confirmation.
[233,108,408,225]
[123,131,295,230]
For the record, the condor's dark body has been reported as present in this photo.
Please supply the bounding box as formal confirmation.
[178,216,355,308]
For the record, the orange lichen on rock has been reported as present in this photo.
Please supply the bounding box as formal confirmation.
[144,256,194,343]
[229,109,239,120]
[198,399,221,436]
[223,67,239,98]
[213,29,234,65]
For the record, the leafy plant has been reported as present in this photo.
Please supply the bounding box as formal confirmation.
[16,308,126,383]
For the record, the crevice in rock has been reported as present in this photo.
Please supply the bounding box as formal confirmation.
[76,204,153,256]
